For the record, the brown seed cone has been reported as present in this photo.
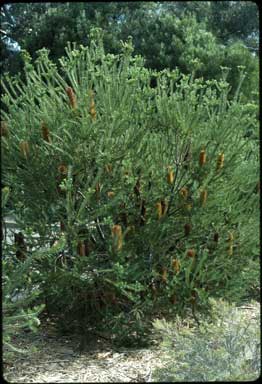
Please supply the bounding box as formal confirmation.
[134,178,141,197]
[14,232,27,261]
[187,249,196,258]
[41,122,51,143]
[199,149,207,166]
[58,164,68,175]
[184,223,192,236]
[66,87,77,109]
[19,141,30,159]
[214,232,219,242]
[77,241,86,256]
[161,199,168,216]
[0,121,9,137]
[140,199,146,226]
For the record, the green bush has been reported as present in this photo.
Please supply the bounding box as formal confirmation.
[1,29,259,345]
[2,250,45,359]
[153,298,260,381]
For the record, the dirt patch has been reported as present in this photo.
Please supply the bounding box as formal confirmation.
[3,302,259,383]
[3,325,164,383]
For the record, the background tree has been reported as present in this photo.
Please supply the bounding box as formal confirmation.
[0,2,258,101]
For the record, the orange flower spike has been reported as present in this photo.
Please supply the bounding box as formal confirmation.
[89,90,96,120]
[199,149,207,166]
[19,141,30,159]
[216,152,224,170]
[112,224,123,251]
[41,122,51,143]
[66,87,77,110]
[200,189,208,206]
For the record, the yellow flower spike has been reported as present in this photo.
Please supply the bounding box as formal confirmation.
[216,152,224,170]
[161,268,168,283]
[112,224,123,251]
[19,141,30,159]
[180,187,188,200]
[156,201,162,219]
[200,189,208,206]
[199,149,207,166]
[172,258,180,273]
[185,203,193,211]
[107,191,115,198]
[66,87,77,110]
[228,244,233,256]
[105,164,113,173]
[167,167,175,184]
[228,232,234,242]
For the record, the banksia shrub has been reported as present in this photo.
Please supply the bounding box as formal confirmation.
[1,30,259,346]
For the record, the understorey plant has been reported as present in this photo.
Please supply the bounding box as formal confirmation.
[1,28,259,346]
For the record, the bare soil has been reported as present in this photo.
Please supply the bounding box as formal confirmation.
[3,302,259,383]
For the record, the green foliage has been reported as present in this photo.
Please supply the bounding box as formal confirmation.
[2,252,45,359]
[1,32,259,345]
[153,298,260,381]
